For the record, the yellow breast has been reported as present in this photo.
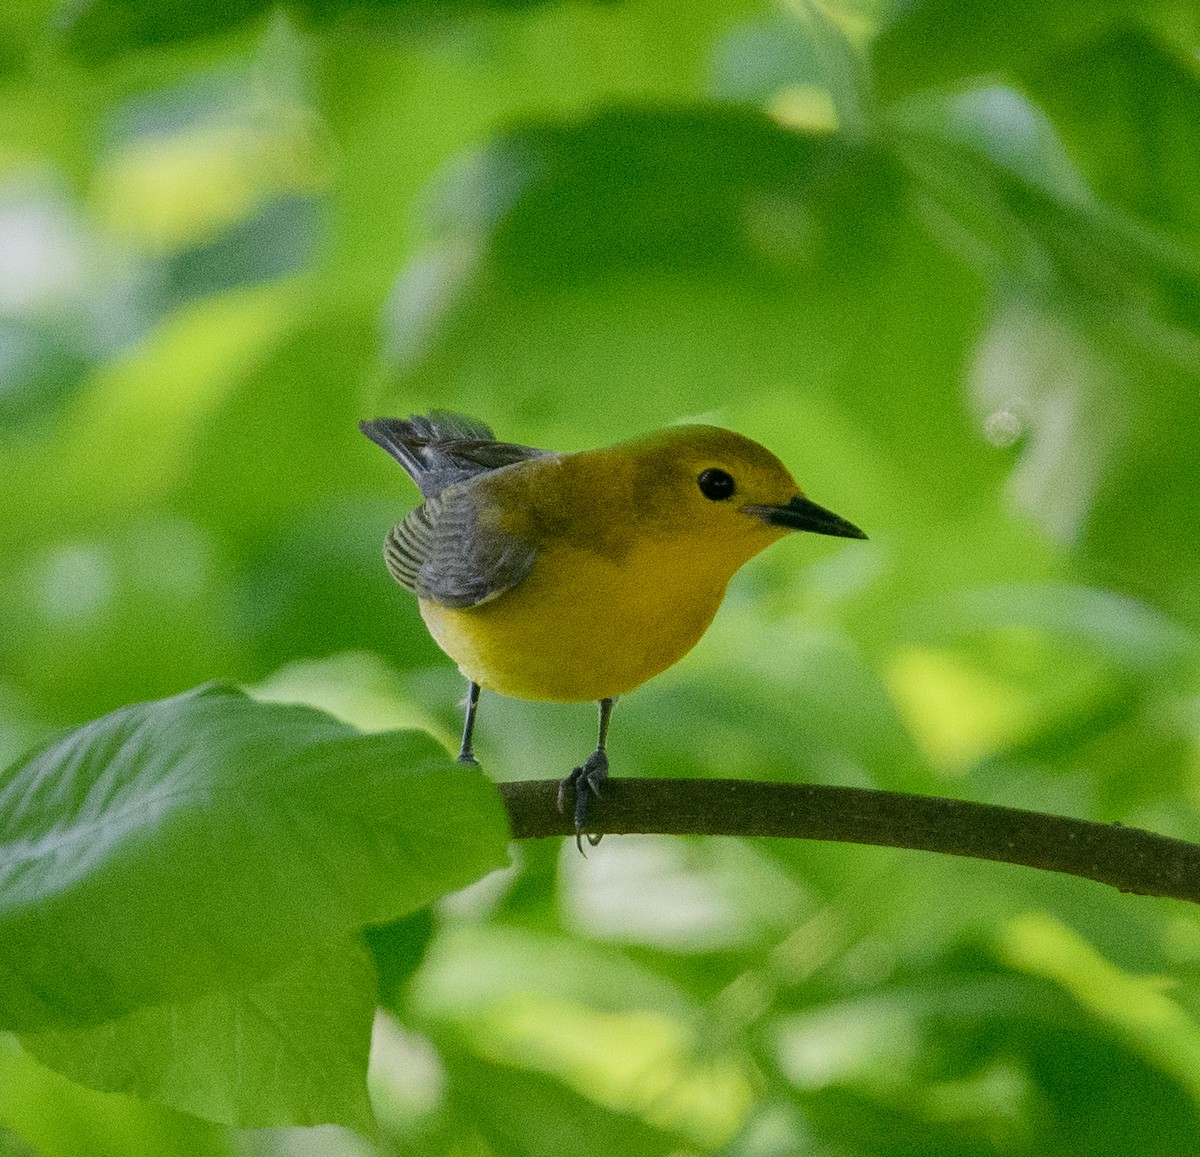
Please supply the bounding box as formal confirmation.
[419,534,733,702]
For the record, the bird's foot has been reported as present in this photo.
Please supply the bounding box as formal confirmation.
[557,749,608,853]
[456,752,480,767]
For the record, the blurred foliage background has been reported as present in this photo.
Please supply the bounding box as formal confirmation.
[3,0,1200,1153]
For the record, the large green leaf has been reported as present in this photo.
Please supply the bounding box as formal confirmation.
[432,107,902,284]
[19,937,377,1133]
[0,683,510,1031]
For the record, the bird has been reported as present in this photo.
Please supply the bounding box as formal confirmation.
[360,411,866,849]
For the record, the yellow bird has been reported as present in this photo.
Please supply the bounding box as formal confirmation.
[361,412,866,846]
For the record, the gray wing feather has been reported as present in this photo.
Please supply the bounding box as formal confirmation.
[383,484,536,608]
[360,411,549,498]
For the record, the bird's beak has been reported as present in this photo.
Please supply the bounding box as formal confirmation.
[747,495,867,539]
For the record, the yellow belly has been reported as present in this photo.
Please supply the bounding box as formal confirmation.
[418,539,730,702]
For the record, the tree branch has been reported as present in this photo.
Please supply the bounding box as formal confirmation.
[496,778,1200,905]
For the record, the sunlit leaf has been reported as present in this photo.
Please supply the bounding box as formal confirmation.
[0,1035,232,1157]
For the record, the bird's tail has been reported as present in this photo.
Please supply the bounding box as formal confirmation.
[358,412,498,493]
[360,411,548,497]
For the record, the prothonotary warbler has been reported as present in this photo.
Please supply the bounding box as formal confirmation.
[360,411,866,848]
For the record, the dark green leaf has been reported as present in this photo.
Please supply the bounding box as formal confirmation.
[430,107,902,286]
[60,0,568,65]
[871,0,1193,104]
[20,937,377,1133]
[59,0,273,65]
[366,908,435,1009]
[1022,27,1200,240]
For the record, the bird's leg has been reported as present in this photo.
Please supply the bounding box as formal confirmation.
[557,697,615,852]
[457,681,481,765]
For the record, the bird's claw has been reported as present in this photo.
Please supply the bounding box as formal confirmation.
[557,749,608,853]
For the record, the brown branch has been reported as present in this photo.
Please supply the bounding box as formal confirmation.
[497,777,1200,905]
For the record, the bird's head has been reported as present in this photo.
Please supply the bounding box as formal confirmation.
[625,425,866,550]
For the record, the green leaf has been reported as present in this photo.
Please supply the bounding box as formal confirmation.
[897,583,1199,810]
[0,1035,233,1157]
[442,1052,683,1157]
[59,0,273,65]
[1021,26,1200,241]
[0,683,510,1031]
[871,0,1195,104]
[926,584,1197,679]
[59,0,567,65]
[773,966,1200,1155]
[888,125,1200,624]
[427,107,901,286]
[412,924,693,1023]
[365,909,436,1010]
[19,937,377,1134]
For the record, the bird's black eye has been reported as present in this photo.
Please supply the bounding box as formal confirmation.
[697,468,736,501]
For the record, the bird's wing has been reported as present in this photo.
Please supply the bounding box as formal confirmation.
[360,411,550,498]
[383,483,537,608]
